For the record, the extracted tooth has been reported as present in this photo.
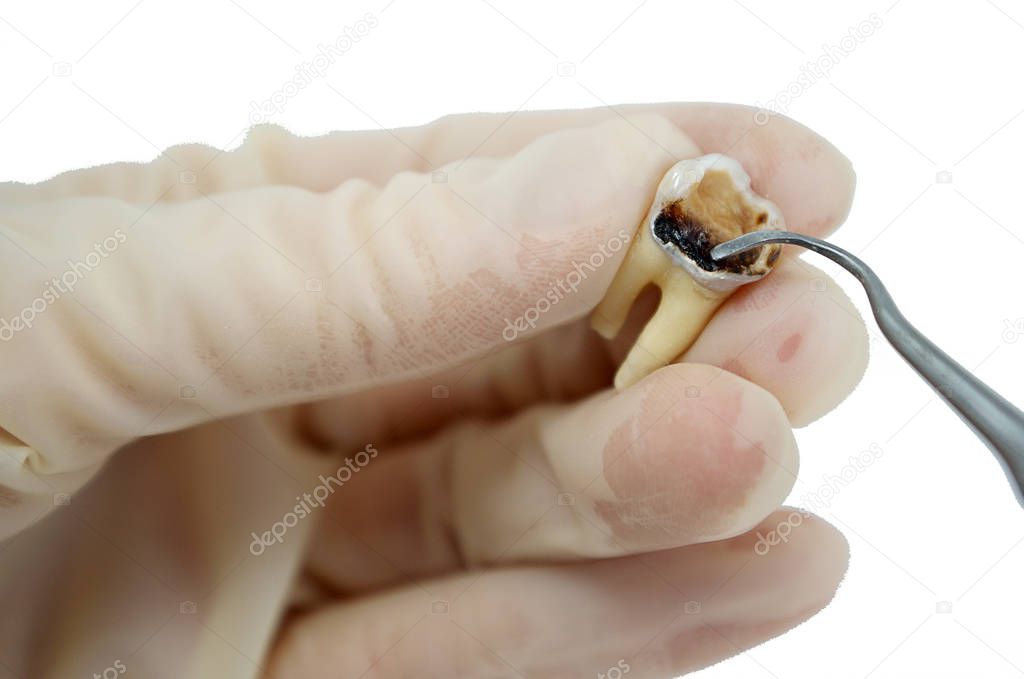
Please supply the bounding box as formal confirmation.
[593,153,784,389]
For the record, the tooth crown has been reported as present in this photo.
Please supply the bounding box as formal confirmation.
[650,154,783,292]
[592,154,784,389]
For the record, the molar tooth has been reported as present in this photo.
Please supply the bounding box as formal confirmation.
[593,154,784,389]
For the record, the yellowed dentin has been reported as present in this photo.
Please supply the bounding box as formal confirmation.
[682,170,761,237]
[592,154,784,389]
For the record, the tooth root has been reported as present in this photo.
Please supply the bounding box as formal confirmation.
[591,229,666,340]
[591,224,728,389]
[613,270,726,390]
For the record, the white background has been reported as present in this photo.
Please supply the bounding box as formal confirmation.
[1,1,1023,677]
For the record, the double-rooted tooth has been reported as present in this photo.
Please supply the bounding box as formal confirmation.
[593,154,784,389]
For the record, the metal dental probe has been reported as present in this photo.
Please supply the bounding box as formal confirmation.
[710,230,1024,507]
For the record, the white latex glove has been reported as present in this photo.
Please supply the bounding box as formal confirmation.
[0,104,866,679]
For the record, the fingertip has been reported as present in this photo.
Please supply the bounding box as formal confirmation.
[656,103,857,237]
[633,507,849,676]
[585,363,798,548]
[790,265,870,426]
[684,258,870,427]
[728,508,850,611]
[768,259,870,427]
[754,107,857,238]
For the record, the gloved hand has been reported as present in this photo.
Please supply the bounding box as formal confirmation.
[0,104,866,678]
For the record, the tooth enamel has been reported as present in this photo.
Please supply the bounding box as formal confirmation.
[592,154,784,389]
